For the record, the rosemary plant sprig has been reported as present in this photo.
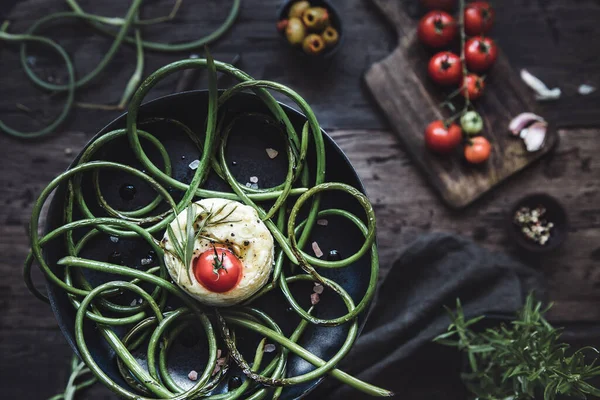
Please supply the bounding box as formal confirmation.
[183,204,196,281]
[434,293,600,400]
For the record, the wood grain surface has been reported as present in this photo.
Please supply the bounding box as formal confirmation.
[1,126,599,399]
[0,0,599,399]
[365,0,558,208]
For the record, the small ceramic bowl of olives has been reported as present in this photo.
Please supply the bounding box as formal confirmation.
[277,0,343,57]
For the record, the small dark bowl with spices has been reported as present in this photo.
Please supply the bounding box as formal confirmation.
[508,193,568,253]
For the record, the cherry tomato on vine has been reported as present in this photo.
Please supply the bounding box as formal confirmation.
[461,73,485,100]
[418,11,457,48]
[425,120,463,154]
[460,111,484,135]
[464,1,495,36]
[193,246,242,293]
[419,0,456,11]
[465,37,497,72]
[428,51,462,86]
[464,136,491,164]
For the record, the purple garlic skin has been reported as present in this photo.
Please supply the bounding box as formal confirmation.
[521,121,548,152]
[508,112,545,136]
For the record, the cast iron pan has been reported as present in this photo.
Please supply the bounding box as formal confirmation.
[44,90,374,399]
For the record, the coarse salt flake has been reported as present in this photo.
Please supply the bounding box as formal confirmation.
[266,148,279,159]
[188,370,198,381]
[312,242,323,258]
[311,293,320,305]
[313,284,324,294]
[264,344,276,353]
[249,176,259,183]
[140,258,152,266]
[188,160,200,170]
[110,236,119,243]
[316,219,328,226]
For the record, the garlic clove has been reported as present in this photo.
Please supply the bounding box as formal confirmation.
[508,112,545,135]
[534,89,561,101]
[522,121,547,152]
[578,84,596,95]
[520,69,561,101]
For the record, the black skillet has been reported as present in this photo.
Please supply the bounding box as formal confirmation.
[44,90,374,399]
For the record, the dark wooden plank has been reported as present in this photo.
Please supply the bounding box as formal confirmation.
[365,0,558,208]
[0,329,113,399]
[0,1,599,398]
[327,127,600,323]
[2,0,599,135]
[372,0,600,129]
[494,0,600,128]
[0,0,395,132]
[1,126,598,400]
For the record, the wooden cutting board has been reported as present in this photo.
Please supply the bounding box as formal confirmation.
[365,0,558,209]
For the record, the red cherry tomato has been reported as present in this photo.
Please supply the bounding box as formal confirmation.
[428,51,462,86]
[464,1,495,36]
[464,136,491,164]
[461,73,485,100]
[418,11,457,48]
[465,37,498,72]
[425,120,463,154]
[193,246,242,293]
[419,0,456,11]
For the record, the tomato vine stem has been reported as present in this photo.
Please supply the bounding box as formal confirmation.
[442,0,471,129]
[458,0,470,112]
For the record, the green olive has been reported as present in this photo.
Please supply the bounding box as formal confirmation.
[322,26,339,47]
[285,17,307,46]
[288,1,311,19]
[302,7,330,31]
[460,111,484,135]
[302,34,326,56]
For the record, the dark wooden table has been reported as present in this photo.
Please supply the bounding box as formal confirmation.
[1,1,599,398]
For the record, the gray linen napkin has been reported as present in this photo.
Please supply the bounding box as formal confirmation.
[309,232,545,399]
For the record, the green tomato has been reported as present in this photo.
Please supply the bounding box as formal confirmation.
[460,111,483,135]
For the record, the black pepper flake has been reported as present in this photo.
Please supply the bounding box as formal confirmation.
[231,233,235,237]
[230,224,233,227]
[244,240,250,246]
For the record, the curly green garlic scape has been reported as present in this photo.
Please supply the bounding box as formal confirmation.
[25,54,392,399]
